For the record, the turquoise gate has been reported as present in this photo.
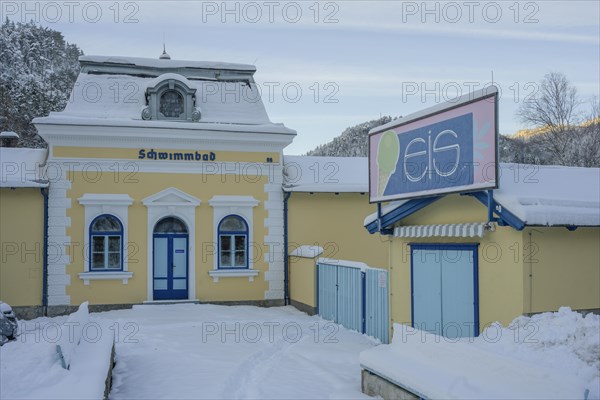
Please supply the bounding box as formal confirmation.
[316,260,389,343]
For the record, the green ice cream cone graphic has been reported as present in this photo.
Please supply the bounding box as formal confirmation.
[377,130,400,196]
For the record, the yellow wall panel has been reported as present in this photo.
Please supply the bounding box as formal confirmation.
[0,188,44,306]
[289,256,317,307]
[526,227,600,313]
[287,192,388,269]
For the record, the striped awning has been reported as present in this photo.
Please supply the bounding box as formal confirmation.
[393,222,493,238]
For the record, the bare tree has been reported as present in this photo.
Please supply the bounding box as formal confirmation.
[575,97,600,167]
[516,72,582,165]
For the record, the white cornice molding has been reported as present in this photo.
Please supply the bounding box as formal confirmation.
[34,119,295,139]
[37,124,293,152]
[208,195,260,208]
[78,193,134,206]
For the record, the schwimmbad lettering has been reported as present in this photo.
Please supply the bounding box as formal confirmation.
[138,149,216,161]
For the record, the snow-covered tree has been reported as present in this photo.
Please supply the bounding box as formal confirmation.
[306,116,396,157]
[0,19,83,148]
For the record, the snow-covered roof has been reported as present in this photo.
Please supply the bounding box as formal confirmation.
[80,55,256,72]
[283,156,368,193]
[0,147,48,188]
[365,163,600,228]
[494,163,600,226]
[34,55,294,136]
[0,131,19,139]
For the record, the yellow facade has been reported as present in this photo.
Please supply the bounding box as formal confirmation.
[0,188,44,306]
[388,194,600,330]
[288,192,388,269]
[62,154,275,305]
[524,227,600,313]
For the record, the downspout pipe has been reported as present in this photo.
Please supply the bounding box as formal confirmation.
[40,187,49,316]
[283,191,292,306]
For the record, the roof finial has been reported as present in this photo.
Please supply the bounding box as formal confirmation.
[160,34,171,60]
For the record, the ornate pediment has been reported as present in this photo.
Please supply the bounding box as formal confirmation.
[142,187,200,207]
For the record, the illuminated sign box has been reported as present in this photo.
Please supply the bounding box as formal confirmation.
[369,86,498,203]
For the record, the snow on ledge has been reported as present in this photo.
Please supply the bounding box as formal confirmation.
[360,308,599,400]
[317,258,370,271]
[290,245,324,258]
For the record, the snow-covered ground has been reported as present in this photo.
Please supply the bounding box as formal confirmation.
[361,307,600,400]
[3,305,598,400]
[1,304,376,400]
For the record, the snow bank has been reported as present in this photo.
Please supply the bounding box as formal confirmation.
[1,310,115,399]
[56,302,89,369]
[360,307,599,399]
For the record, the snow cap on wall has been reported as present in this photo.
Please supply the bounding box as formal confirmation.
[0,147,48,188]
[283,156,368,193]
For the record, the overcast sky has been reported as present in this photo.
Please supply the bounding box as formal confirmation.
[4,0,599,154]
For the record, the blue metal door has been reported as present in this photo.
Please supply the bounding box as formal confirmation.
[365,269,389,343]
[317,263,337,321]
[411,244,479,338]
[153,234,188,300]
[336,266,363,333]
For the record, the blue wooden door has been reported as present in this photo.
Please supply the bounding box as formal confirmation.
[153,234,188,300]
[412,248,443,335]
[441,249,476,338]
[411,245,479,338]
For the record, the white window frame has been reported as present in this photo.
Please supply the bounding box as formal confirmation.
[208,196,260,282]
[78,194,134,285]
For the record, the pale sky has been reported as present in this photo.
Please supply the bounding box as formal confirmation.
[4,0,599,154]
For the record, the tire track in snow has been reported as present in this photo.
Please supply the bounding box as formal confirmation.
[220,334,308,399]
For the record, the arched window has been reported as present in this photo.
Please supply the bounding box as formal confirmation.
[154,216,188,234]
[90,214,123,270]
[218,215,248,269]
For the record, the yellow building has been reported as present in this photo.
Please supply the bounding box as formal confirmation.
[25,54,298,312]
[1,54,387,317]
[1,54,598,332]
[365,163,600,336]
